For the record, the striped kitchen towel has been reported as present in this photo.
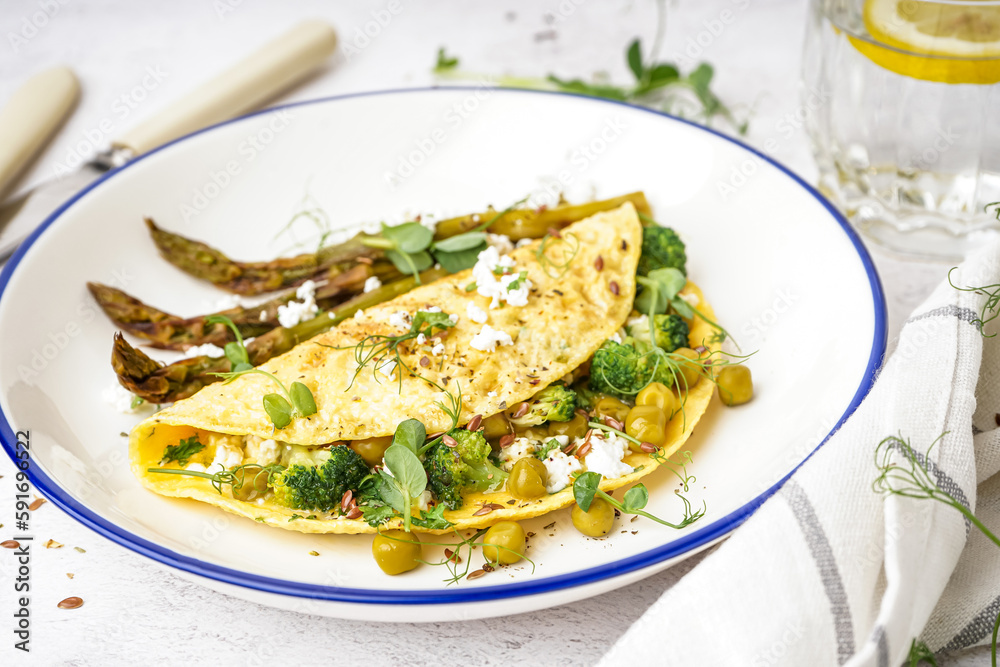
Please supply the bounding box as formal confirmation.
[599,236,1000,667]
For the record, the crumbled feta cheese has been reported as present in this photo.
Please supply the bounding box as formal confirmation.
[515,238,534,248]
[185,463,207,473]
[416,333,427,345]
[416,489,433,512]
[353,309,365,320]
[487,391,498,398]
[244,436,281,466]
[541,451,583,493]
[470,324,513,352]
[609,332,623,344]
[260,310,268,321]
[500,272,530,307]
[377,358,397,379]
[425,306,442,313]
[448,313,459,324]
[431,342,445,356]
[276,280,319,328]
[466,302,488,324]
[208,442,244,473]
[182,343,226,359]
[102,383,139,413]
[499,437,539,471]
[487,233,514,255]
[363,276,382,293]
[582,433,634,480]
[679,292,700,306]
[388,310,411,330]
[472,246,532,309]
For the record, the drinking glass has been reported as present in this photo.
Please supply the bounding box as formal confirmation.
[803,0,1000,259]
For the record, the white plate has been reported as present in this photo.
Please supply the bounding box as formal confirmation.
[0,88,885,621]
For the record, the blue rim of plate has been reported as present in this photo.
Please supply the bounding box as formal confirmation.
[0,86,887,605]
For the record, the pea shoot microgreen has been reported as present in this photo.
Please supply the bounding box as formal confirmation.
[948,267,1000,338]
[359,198,530,281]
[432,2,748,134]
[212,366,317,429]
[573,471,705,530]
[906,639,938,667]
[205,314,253,372]
[146,463,283,497]
[635,268,738,349]
[379,440,428,533]
[159,435,205,466]
[535,231,580,279]
[272,188,335,255]
[433,47,459,73]
[874,433,1000,665]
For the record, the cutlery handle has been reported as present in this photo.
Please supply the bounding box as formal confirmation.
[0,67,79,196]
[114,20,337,156]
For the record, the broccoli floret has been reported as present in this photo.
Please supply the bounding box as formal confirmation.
[589,338,686,398]
[588,340,649,398]
[627,314,690,353]
[424,429,508,510]
[271,445,370,512]
[637,226,687,277]
[507,384,578,428]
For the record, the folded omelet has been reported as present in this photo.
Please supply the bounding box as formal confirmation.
[130,203,718,533]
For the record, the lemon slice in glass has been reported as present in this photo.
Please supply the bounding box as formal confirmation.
[848,0,1000,84]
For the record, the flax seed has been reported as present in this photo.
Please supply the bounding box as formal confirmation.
[57,597,83,610]
[594,255,604,271]
[466,414,483,431]
[609,281,620,296]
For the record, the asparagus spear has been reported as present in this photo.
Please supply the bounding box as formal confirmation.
[433,191,651,239]
[89,263,400,350]
[146,218,385,295]
[113,269,446,404]
[145,192,649,295]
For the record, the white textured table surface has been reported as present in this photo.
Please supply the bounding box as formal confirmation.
[0,0,982,664]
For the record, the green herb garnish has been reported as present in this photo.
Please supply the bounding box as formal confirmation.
[323,309,456,392]
[875,433,1000,665]
[205,314,253,372]
[535,231,580,279]
[573,471,704,530]
[212,367,316,429]
[434,47,459,73]
[948,268,1000,337]
[635,267,737,348]
[159,435,205,466]
[433,3,747,134]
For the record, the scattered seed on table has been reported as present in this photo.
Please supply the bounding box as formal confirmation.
[57,597,83,610]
